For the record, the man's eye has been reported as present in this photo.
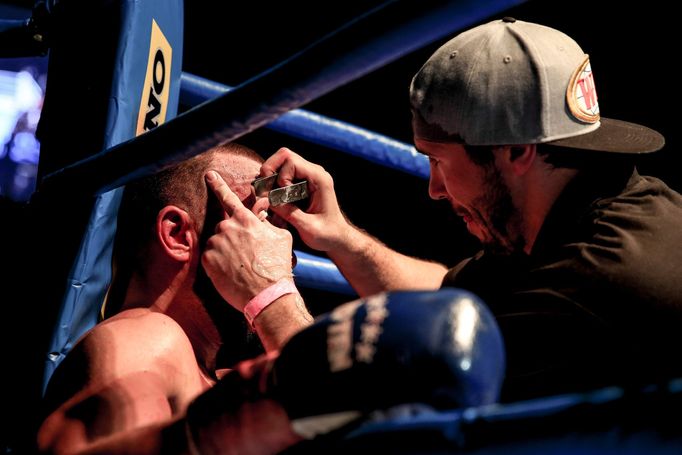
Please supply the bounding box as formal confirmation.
[429,157,439,166]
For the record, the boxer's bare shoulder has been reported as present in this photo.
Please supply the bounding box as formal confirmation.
[90,309,205,392]
[39,309,208,451]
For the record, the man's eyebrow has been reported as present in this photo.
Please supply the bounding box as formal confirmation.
[413,146,431,156]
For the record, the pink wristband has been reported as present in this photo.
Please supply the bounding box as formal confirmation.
[244,279,299,328]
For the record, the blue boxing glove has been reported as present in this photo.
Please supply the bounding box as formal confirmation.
[186,289,505,448]
[272,289,505,436]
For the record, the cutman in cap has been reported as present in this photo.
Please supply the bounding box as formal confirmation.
[216,18,682,401]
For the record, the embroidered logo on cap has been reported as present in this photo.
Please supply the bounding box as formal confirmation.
[566,55,600,124]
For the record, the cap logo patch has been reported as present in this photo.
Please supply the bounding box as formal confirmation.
[566,55,600,123]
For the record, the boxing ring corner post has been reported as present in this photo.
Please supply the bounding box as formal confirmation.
[35,0,184,392]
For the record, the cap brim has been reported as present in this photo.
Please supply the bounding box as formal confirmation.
[546,118,665,154]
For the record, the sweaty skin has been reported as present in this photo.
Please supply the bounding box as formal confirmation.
[251,229,295,281]
[38,148,312,455]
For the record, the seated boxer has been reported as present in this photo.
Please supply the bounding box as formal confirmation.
[37,142,314,454]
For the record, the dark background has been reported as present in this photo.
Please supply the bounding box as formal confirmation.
[0,0,678,450]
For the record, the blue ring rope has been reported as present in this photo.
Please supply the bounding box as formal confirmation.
[293,251,355,295]
[39,0,526,196]
[180,72,430,179]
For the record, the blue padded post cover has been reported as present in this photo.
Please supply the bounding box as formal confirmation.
[42,0,183,393]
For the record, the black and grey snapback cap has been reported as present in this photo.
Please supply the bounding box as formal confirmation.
[410,17,664,154]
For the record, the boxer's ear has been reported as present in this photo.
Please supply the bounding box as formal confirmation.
[156,206,194,262]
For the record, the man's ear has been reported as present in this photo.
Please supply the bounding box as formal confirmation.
[496,144,536,176]
[156,206,195,262]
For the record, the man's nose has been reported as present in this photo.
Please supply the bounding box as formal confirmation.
[428,169,447,201]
